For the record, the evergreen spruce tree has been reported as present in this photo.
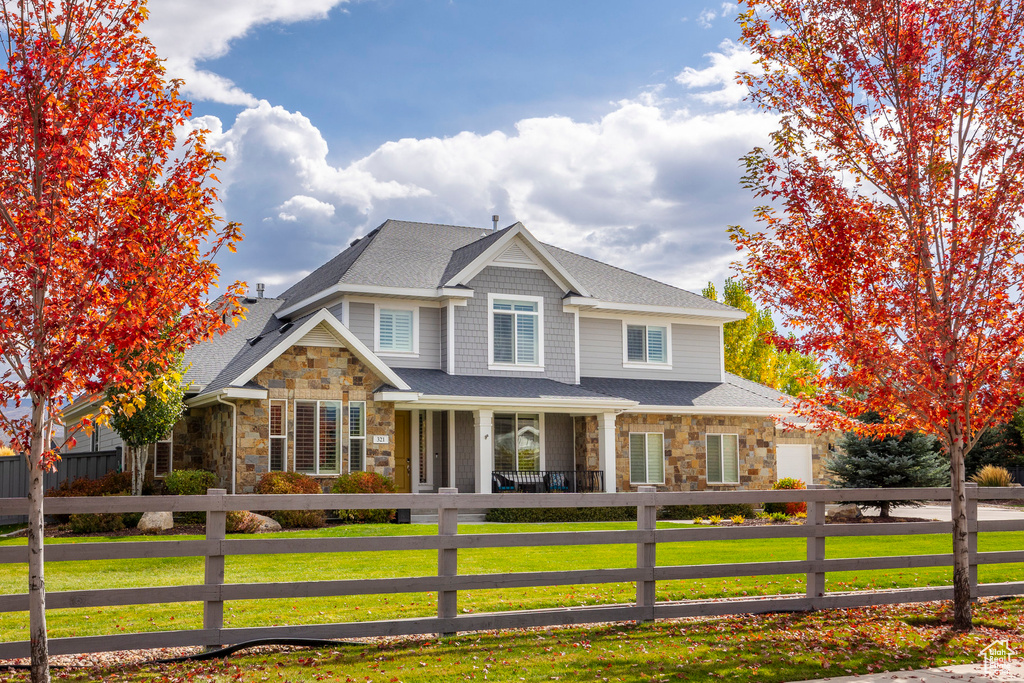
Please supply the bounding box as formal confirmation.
[826,414,950,518]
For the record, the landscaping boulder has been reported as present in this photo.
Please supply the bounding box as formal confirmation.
[827,504,863,522]
[251,512,282,533]
[138,511,173,532]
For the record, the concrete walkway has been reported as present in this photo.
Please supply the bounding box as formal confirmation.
[883,504,1024,522]
[791,661,1024,682]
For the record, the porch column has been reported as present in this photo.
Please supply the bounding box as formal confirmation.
[474,409,494,494]
[598,412,617,493]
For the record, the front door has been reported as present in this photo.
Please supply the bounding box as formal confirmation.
[395,411,411,492]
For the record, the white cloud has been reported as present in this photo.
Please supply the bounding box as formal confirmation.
[675,40,757,106]
[144,0,350,105]
[201,49,776,294]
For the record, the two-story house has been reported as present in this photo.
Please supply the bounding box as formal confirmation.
[66,219,828,494]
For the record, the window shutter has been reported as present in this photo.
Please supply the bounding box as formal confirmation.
[722,435,739,483]
[647,326,667,363]
[707,434,722,483]
[294,402,316,473]
[516,313,537,364]
[319,403,339,474]
[393,310,413,351]
[629,433,647,482]
[379,310,394,349]
[493,313,514,363]
[626,325,646,362]
[646,433,664,484]
[154,441,172,476]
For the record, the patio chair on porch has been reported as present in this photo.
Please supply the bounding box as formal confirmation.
[492,472,516,493]
[544,472,570,493]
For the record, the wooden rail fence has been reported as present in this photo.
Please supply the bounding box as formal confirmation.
[0,485,1022,659]
[0,449,122,525]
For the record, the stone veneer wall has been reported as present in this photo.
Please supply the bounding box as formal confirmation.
[172,404,233,489]
[213,344,398,493]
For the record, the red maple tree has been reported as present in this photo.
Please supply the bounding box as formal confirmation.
[0,1,244,678]
[735,0,1024,630]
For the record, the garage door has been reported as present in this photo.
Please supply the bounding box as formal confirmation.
[776,444,813,484]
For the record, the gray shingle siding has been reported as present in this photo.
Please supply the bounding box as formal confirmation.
[455,266,576,384]
[342,302,441,370]
[579,317,722,382]
[543,413,574,471]
[347,302,374,345]
[455,411,475,492]
[439,305,448,372]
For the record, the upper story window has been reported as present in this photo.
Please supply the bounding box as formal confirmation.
[375,304,418,355]
[623,322,670,367]
[489,294,544,370]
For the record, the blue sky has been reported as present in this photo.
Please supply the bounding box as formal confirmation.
[142,0,771,297]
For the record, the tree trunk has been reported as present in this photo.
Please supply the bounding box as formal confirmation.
[880,501,890,518]
[950,434,972,631]
[131,446,149,496]
[27,399,50,683]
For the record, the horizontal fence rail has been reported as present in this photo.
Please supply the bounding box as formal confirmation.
[0,485,1022,659]
[0,449,121,524]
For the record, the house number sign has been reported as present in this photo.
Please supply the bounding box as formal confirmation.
[372,435,389,444]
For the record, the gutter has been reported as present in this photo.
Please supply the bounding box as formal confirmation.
[216,395,238,495]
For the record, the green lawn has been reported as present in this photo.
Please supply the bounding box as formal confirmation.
[1,522,1022,644]
[4,599,1023,682]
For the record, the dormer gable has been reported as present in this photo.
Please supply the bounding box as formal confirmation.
[443,222,591,297]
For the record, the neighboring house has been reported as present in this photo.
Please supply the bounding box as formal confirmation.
[65,220,830,494]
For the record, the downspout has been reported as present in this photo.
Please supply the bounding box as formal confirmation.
[216,395,238,494]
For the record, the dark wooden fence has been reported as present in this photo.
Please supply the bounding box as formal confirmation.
[1007,465,1024,485]
[0,485,1022,659]
[0,449,122,525]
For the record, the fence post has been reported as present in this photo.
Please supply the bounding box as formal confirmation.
[805,485,826,609]
[966,482,978,601]
[437,487,459,637]
[204,488,226,649]
[636,485,657,622]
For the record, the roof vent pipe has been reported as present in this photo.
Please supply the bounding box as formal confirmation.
[492,214,499,231]
[256,283,265,299]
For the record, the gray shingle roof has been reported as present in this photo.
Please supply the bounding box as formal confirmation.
[579,373,790,409]
[391,368,624,400]
[183,298,284,392]
[276,219,736,315]
[197,309,319,396]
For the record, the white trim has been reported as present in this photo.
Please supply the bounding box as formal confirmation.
[719,323,726,382]
[348,295,443,309]
[185,386,269,408]
[572,307,581,385]
[621,320,673,369]
[487,292,545,370]
[268,398,288,472]
[229,308,410,392]
[444,223,591,296]
[384,394,636,411]
[424,409,434,489]
[566,297,746,321]
[446,300,456,373]
[374,302,420,356]
[375,391,422,402]
[706,432,740,485]
[597,412,617,493]
[340,297,350,327]
[447,410,456,490]
[474,409,494,494]
[627,431,665,486]
[278,284,471,319]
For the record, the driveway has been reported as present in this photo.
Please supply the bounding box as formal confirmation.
[853,503,1024,522]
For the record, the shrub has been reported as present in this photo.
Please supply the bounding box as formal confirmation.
[658,504,755,520]
[226,510,264,534]
[769,512,790,523]
[67,493,141,534]
[730,515,745,524]
[707,515,723,525]
[971,464,1014,487]
[254,472,326,528]
[165,469,220,524]
[331,472,396,524]
[48,471,135,525]
[763,478,807,516]
[484,507,637,523]
[693,517,705,525]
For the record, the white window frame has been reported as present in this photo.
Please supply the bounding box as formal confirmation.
[628,431,665,485]
[152,433,173,478]
[706,433,740,485]
[622,320,673,369]
[373,303,419,356]
[492,412,545,471]
[293,400,342,475]
[487,292,545,371]
[268,399,288,472]
[348,400,367,473]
